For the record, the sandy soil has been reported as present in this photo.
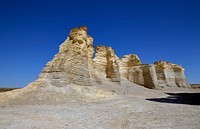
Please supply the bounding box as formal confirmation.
[0,81,200,129]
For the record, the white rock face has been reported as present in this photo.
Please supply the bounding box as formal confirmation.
[0,26,197,129]
[126,64,158,89]
[120,54,141,79]
[93,46,109,75]
[32,26,191,88]
[0,26,191,105]
[37,26,94,86]
[154,61,190,88]
[93,46,121,82]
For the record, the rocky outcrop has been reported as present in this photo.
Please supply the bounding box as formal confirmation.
[127,64,159,89]
[93,46,121,82]
[154,61,190,88]
[37,26,94,86]
[26,26,190,89]
[93,46,108,75]
[120,54,141,79]
[1,26,192,105]
[172,64,190,88]
[119,55,159,89]
[120,59,189,88]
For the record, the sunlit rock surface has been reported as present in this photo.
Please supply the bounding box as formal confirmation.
[36,26,189,88]
[26,26,191,89]
[0,26,191,105]
[38,26,94,86]
[154,61,190,88]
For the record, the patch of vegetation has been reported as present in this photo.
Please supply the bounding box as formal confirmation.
[0,88,19,92]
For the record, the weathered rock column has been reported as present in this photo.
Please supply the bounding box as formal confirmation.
[172,64,190,88]
[120,54,141,79]
[128,66,144,85]
[143,64,159,89]
[93,46,121,82]
[154,61,190,88]
[37,26,94,86]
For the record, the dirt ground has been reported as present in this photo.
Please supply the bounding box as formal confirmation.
[0,84,200,129]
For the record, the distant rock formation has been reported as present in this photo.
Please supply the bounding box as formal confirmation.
[154,61,190,88]
[28,26,190,89]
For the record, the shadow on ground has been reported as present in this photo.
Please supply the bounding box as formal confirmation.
[0,88,19,92]
[146,93,200,105]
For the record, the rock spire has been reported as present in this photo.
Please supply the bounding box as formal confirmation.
[30,26,190,89]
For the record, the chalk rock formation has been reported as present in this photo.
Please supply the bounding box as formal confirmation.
[154,61,190,88]
[120,54,141,78]
[93,46,121,82]
[119,55,159,88]
[33,26,190,89]
[1,26,192,105]
[127,64,159,89]
[37,26,95,86]
[93,46,108,75]
[9,26,189,90]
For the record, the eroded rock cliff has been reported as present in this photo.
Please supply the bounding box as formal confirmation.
[0,26,192,105]
[36,26,190,89]
[26,26,191,89]
[154,61,190,88]
[37,26,95,86]
[93,46,121,82]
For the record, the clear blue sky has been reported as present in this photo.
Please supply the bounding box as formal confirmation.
[0,0,199,88]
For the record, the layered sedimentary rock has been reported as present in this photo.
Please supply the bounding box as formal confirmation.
[120,54,141,78]
[127,64,159,89]
[119,55,159,88]
[24,26,189,89]
[93,46,108,75]
[93,46,121,82]
[1,26,192,106]
[119,57,189,88]
[154,61,190,88]
[37,26,95,86]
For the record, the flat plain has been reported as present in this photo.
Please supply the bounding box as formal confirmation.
[1,83,200,129]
